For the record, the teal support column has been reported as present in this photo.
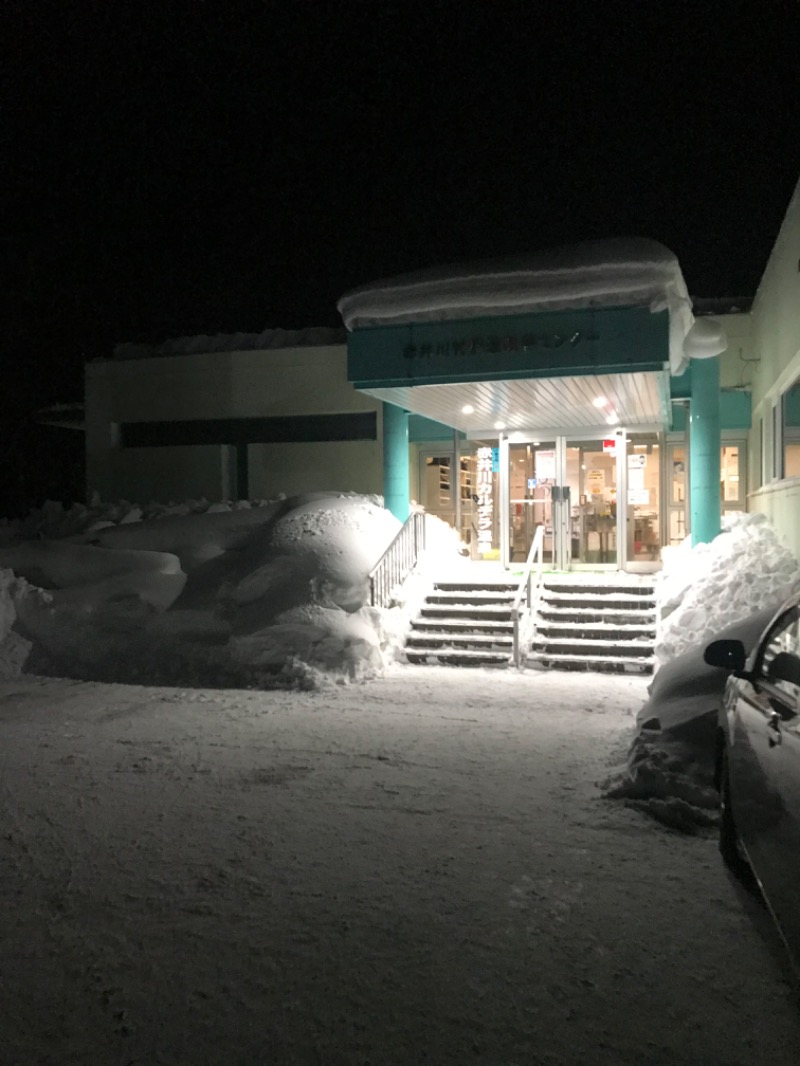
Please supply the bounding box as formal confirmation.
[689,356,721,546]
[382,401,410,521]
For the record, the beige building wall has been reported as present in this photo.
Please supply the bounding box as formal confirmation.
[248,439,383,499]
[85,344,382,505]
[745,176,800,555]
[718,312,756,389]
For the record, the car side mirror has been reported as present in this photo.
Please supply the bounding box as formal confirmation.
[703,638,747,674]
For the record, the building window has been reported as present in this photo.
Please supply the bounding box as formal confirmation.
[773,401,782,480]
[721,445,742,505]
[783,376,800,480]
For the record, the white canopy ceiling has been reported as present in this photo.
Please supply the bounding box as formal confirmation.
[361,369,668,438]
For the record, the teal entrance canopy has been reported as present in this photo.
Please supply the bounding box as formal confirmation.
[347,306,673,435]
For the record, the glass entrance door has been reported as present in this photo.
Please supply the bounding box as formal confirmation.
[508,440,558,565]
[563,438,619,568]
[625,433,662,570]
[505,434,625,570]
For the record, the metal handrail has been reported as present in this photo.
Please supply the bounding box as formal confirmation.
[368,511,426,608]
[511,523,545,668]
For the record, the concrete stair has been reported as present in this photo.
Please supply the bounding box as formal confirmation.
[404,581,517,666]
[529,576,657,674]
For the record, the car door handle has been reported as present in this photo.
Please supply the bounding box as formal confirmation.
[768,711,782,746]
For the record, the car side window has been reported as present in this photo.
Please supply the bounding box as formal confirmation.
[758,607,800,712]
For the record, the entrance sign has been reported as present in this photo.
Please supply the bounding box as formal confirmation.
[348,307,670,388]
[476,446,494,555]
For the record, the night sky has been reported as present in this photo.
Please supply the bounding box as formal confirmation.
[2,1,799,511]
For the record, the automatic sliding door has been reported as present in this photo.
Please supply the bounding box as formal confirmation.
[508,441,557,564]
[626,433,662,569]
[564,438,619,567]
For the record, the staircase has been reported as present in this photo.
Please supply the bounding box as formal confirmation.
[528,575,657,673]
[404,580,517,666]
[402,573,658,672]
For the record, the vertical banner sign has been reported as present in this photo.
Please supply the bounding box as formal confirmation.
[476,446,494,555]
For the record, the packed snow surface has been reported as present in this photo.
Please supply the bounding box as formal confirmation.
[2,668,800,1066]
[2,496,800,1059]
[338,237,705,374]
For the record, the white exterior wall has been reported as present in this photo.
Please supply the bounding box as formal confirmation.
[718,313,756,389]
[85,345,383,505]
[746,176,800,556]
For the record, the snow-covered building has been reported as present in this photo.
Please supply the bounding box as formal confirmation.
[85,178,800,570]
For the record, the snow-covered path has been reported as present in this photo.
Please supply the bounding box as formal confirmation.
[1,667,798,1065]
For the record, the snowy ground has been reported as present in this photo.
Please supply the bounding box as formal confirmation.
[2,495,800,1060]
[2,666,799,1066]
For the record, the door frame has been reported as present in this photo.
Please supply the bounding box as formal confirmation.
[501,429,636,571]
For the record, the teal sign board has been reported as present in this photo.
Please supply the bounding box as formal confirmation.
[348,307,669,388]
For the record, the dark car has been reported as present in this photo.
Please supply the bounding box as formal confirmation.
[704,597,800,978]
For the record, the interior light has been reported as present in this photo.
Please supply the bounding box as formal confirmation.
[494,421,505,430]
[533,440,541,446]
[606,413,619,425]
[461,404,474,415]
[592,396,608,408]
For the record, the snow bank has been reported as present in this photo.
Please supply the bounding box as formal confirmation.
[605,512,800,834]
[2,494,441,688]
[337,237,697,374]
[655,511,800,664]
[0,541,187,611]
[0,569,32,679]
[0,495,282,547]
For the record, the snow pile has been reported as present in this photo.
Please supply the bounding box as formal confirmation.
[112,325,345,360]
[338,237,696,374]
[0,570,33,680]
[0,494,468,689]
[656,511,800,664]
[0,494,281,544]
[605,512,800,834]
[603,608,775,835]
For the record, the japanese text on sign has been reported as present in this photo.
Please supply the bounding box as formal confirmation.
[402,330,600,360]
[476,446,494,555]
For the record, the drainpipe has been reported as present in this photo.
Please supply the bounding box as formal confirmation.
[689,356,721,546]
[382,401,410,521]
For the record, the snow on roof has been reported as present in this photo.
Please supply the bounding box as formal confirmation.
[112,326,346,361]
[338,238,703,374]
